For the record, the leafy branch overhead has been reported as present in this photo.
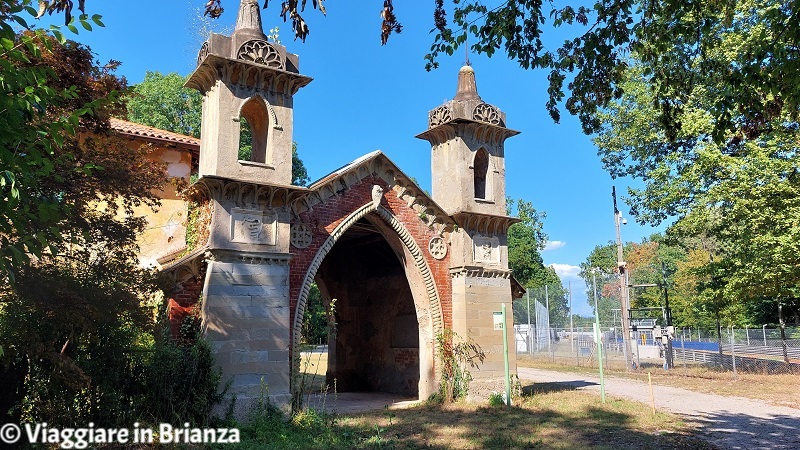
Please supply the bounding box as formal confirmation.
[31,1,800,146]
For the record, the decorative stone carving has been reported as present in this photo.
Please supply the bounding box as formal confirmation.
[237,40,284,69]
[473,103,502,125]
[197,41,209,66]
[236,0,262,31]
[230,208,277,245]
[290,223,313,249]
[473,235,500,265]
[371,185,384,209]
[428,105,453,128]
[428,237,447,260]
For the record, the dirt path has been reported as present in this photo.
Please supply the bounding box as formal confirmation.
[518,367,800,450]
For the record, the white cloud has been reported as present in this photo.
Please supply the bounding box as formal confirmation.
[542,240,566,251]
[549,263,581,278]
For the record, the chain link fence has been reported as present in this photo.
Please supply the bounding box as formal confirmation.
[513,288,800,375]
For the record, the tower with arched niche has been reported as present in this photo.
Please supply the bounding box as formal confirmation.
[183,0,312,413]
[417,65,520,397]
[186,0,311,185]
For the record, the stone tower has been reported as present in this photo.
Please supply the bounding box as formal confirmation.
[186,0,311,185]
[417,65,520,398]
[185,0,311,412]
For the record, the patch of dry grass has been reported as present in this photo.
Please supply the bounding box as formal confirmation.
[299,350,329,392]
[339,389,718,449]
[518,356,799,409]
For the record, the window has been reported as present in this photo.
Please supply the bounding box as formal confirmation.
[473,148,489,200]
[238,97,270,163]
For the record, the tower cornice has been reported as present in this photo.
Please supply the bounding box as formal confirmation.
[416,120,520,146]
[186,54,312,96]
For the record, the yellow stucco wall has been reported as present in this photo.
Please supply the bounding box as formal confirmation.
[131,144,194,268]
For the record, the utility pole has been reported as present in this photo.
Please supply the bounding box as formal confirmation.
[613,187,633,370]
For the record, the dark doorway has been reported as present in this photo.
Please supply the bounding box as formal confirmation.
[315,218,420,397]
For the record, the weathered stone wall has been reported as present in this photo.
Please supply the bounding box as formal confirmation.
[451,272,516,401]
[202,251,292,411]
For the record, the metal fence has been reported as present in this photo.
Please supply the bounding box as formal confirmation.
[514,324,800,375]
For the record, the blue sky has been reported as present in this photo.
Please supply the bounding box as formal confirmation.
[36,1,664,315]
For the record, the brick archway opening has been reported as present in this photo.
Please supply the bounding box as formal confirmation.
[292,197,441,407]
[315,217,420,397]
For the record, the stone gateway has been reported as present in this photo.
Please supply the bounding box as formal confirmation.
[165,0,525,414]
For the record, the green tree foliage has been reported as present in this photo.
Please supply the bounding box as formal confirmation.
[506,198,547,286]
[126,71,202,137]
[40,1,800,146]
[430,0,800,144]
[300,283,327,345]
[579,243,620,323]
[0,6,224,424]
[0,2,118,280]
[506,198,568,325]
[594,60,800,326]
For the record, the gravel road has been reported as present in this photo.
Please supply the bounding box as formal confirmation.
[518,367,800,450]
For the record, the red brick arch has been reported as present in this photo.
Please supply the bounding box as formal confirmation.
[288,177,453,400]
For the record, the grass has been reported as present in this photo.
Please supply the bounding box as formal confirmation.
[299,350,329,393]
[213,384,717,450]
[517,355,800,409]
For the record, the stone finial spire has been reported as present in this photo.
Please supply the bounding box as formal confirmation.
[234,0,267,39]
[454,65,481,101]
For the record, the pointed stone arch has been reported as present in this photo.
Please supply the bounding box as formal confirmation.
[236,95,280,164]
[290,186,444,404]
[472,147,491,200]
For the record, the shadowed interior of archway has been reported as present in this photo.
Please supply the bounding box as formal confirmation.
[314,218,420,397]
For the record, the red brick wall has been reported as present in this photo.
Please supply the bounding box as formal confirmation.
[167,261,207,340]
[289,176,452,342]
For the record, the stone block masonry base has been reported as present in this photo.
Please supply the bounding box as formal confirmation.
[202,253,292,415]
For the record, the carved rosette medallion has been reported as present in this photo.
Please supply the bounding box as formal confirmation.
[473,103,502,125]
[428,105,453,128]
[428,237,447,260]
[290,223,313,249]
[230,208,277,245]
[197,41,209,66]
[237,40,284,69]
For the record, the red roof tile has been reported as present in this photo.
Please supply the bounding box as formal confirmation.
[109,118,200,148]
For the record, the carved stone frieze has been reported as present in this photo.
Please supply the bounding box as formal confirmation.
[473,103,503,126]
[450,265,513,279]
[473,234,500,265]
[189,177,307,211]
[207,248,291,265]
[197,41,209,66]
[452,211,519,235]
[428,105,453,128]
[237,39,284,69]
[186,54,312,96]
[230,208,277,245]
